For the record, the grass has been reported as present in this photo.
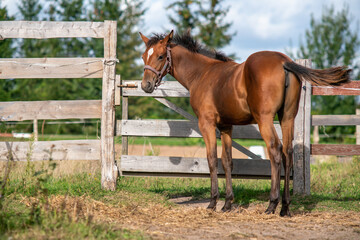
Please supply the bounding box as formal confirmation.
[0,155,359,238]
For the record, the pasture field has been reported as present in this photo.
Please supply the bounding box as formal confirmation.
[0,151,359,239]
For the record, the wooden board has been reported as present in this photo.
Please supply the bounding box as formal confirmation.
[120,155,287,178]
[0,58,103,79]
[312,115,360,126]
[100,21,118,190]
[0,21,105,39]
[312,81,360,96]
[0,140,100,161]
[122,80,189,97]
[119,119,282,139]
[293,59,311,195]
[311,144,360,156]
[0,100,101,121]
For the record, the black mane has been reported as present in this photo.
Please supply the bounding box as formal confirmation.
[146,31,233,62]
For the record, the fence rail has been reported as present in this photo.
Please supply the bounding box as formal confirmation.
[310,80,360,156]
[0,20,118,190]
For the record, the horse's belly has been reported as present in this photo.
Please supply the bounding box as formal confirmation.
[217,99,253,125]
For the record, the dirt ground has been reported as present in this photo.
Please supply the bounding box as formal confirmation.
[32,194,360,240]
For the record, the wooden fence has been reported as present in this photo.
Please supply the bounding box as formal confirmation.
[0,21,118,190]
[117,60,313,195]
[1,22,358,196]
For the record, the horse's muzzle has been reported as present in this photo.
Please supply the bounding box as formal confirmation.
[141,80,155,93]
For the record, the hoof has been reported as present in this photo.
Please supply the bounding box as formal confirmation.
[264,208,275,214]
[207,200,217,211]
[265,201,278,214]
[280,206,291,217]
[221,202,232,212]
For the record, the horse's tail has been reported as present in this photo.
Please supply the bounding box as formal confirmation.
[283,61,351,86]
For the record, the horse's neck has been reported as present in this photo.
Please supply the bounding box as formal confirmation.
[170,46,211,91]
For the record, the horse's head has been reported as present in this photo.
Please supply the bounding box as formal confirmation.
[139,30,173,93]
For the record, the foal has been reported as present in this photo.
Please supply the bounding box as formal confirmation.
[139,30,350,216]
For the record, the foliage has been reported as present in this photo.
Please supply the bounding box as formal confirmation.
[0,2,15,101]
[292,5,360,143]
[166,0,235,50]
[197,0,234,49]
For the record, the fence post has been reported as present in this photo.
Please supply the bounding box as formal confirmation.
[293,59,311,195]
[33,119,38,141]
[101,20,118,191]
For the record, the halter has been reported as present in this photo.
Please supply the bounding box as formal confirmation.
[143,45,172,88]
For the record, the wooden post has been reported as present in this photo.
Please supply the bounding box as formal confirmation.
[293,59,311,195]
[357,108,360,145]
[33,119,38,141]
[101,20,118,191]
[313,125,319,144]
[121,81,129,158]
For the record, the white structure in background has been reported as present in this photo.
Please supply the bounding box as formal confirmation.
[13,133,32,138]
[249,145,266,159]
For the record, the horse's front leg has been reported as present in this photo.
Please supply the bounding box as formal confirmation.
[219,125,234,212]
[198,118,218,210]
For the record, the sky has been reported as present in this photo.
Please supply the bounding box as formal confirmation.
[2,0,360,62]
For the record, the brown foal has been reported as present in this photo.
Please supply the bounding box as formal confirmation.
[139,30,350,216]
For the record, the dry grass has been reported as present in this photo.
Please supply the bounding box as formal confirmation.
[20,194,360,240]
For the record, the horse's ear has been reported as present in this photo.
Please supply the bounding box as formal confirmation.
[163,30,174,44]
[139,32,149,45]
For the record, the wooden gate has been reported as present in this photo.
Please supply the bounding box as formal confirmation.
[0,21,118,190]
[117,60,311,195]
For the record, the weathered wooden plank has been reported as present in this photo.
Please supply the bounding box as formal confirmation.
[0,100,101,121]
[101,21,117,191]
[115,75,121,106]
[122,80,189,97]
[0,21,105,39]
[312,81,360,96]
[154,97,196,121]
[119,119,282,139]
[312,115,360,126]
[0,58,103,79]
[303,80,311,195]
[0,140,100,161]
[311,144,360,156]
[120,155,287,178]
[121,95,129,160]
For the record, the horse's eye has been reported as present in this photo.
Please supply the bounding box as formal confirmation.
[158,55,164,60]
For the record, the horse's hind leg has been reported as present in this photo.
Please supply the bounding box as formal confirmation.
[257,117,283,214]
[278,72,301,217]
[198,117,219,210]
[219,125,234,212]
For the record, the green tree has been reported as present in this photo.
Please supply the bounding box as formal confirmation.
[295,5,360,143]
[0,1,15,101]
[197,0,234,49]
[166,0,200,34]
[88,0,145,80]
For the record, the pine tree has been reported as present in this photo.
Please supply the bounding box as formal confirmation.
[197,0,234,49]
[88,0,145,80]
[166,0,200,34]
[295,5,360,143]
